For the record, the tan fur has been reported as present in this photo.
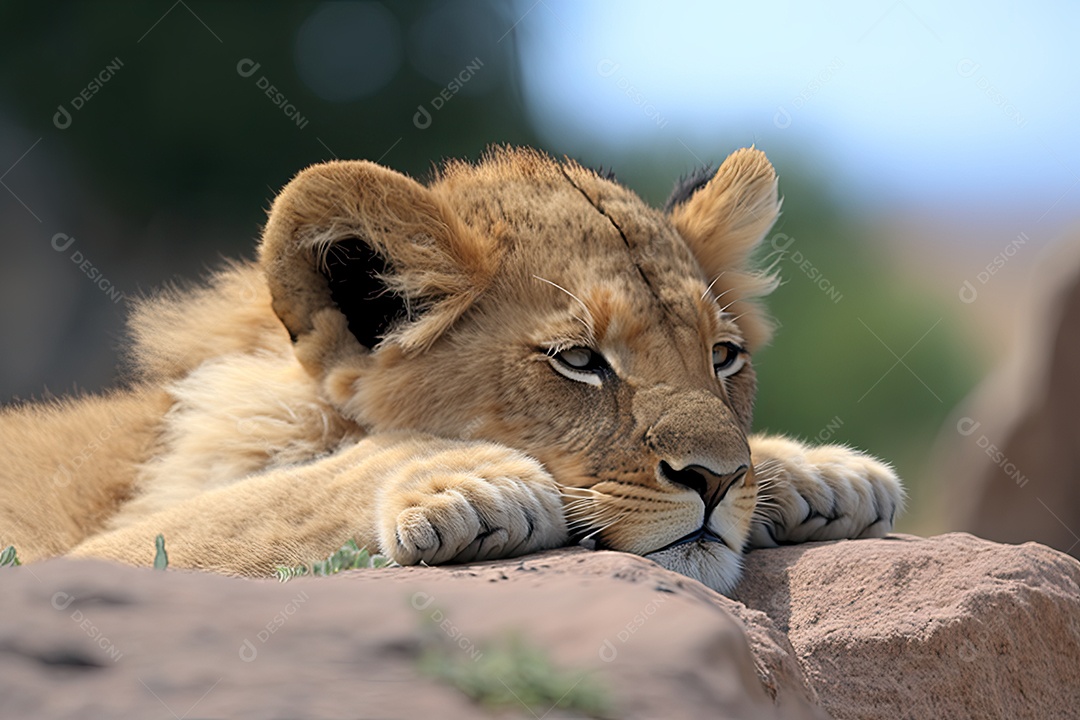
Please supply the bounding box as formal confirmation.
[0,146,903,594]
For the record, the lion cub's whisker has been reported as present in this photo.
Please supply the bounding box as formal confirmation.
[532,275,593,336]
[577,511,630,543]
[718,293,750,314]
[700,273,727,301]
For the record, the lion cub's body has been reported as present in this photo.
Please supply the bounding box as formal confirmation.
[0,147,902,593]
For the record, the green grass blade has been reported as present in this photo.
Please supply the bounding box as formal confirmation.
[153,534,169,570]
[0,545,20,567]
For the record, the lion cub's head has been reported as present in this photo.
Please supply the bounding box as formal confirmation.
[260,146,780,590]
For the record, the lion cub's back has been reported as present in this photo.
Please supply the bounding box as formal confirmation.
[129,261,290,383]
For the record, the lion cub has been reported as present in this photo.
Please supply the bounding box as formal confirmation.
[0,146,902,593]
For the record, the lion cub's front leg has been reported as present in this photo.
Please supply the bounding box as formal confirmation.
[375,438,567,565]
[746,434,905,548]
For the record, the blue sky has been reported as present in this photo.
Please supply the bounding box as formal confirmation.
[512,0,1080,215]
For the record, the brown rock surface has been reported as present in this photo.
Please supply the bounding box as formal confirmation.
[942,236,1080,558]
[0,548,821,720]
[2,534,1079,719]
[734,532,1080,719]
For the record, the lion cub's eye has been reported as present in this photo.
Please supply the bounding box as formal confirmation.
[548,347,608,387]
[713,342,747,379]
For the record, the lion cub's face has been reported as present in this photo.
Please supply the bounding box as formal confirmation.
[262,147,780,589]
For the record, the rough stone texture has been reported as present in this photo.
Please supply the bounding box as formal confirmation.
[0,548,821,720]
[943,236,1080,559]
[734,533,1080,720]
[2,534,1079,719]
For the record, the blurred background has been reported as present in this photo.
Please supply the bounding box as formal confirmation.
[2,1,1078,549]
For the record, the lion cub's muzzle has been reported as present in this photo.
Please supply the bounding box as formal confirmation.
[655,463,748,551]
[659,462,747,517]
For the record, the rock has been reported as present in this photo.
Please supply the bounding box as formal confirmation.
[735,533,1080,720]
[0,548,820,720]
[941,236,1080,559]
[2,534,1078,719]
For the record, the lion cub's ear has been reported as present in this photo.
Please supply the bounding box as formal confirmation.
[667,147,781,279]
[260,161,498,378]
[667,148,781,350]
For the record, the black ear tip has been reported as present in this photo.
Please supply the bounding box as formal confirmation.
[663,164,715,213]
[590,164,618,181]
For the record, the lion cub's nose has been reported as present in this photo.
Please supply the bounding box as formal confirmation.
[659,462,748,516]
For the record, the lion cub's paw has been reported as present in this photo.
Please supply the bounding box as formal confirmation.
[747,435,905,548]
[376,442,567,565]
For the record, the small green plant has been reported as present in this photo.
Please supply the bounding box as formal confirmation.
[418,622,613,718]
[0,545,21,567]
[153,534,168,570]
[274,539,389,581]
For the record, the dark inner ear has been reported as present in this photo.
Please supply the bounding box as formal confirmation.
[663,164,716,213]
[322,238,408,349]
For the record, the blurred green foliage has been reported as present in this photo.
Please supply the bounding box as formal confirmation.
[418,624,613,718]
[0,1,534,251]
[750,167,980,527]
